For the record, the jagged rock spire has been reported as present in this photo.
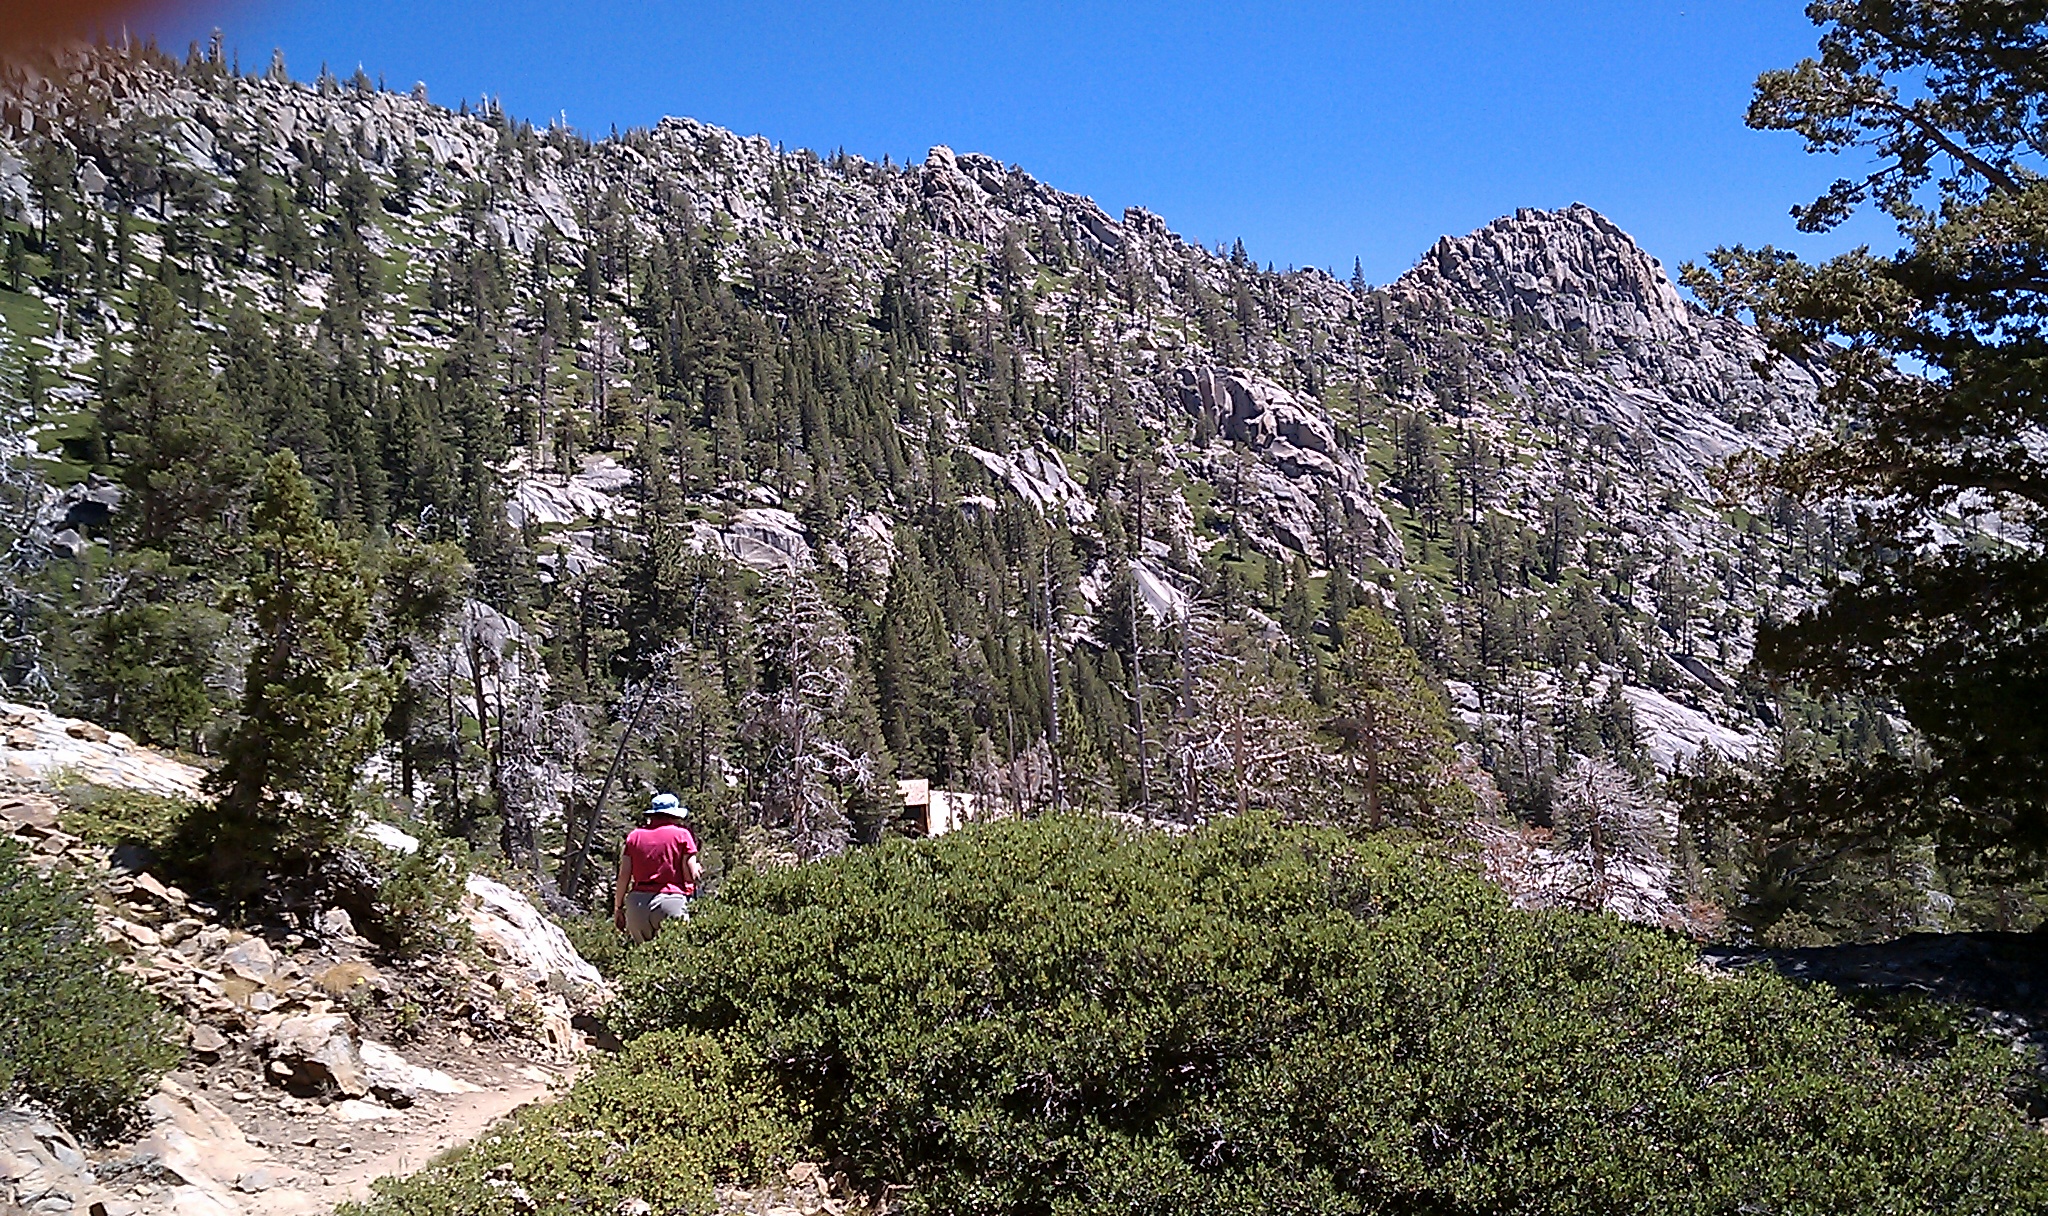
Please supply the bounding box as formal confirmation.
[1397,203,1696,344]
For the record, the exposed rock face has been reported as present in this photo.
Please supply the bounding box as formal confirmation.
[0,702,205,798]
[0,44,1842,787]
[1180,366,1339,458]
[461,875,610,1057]
[1392,204,1827,497]
[1405,204,1696,343]
[963,446,1098,523]
[1173,367,1397,566]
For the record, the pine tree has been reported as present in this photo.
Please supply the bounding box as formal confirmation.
[102,283,253,560]
[1685,3,2048,862]
[1325,603,1469,830]
[376,538,473,805]
[1551,756,1675,915]
[205,451,394,892]
[875,543,957,781]
[740,574,875,860]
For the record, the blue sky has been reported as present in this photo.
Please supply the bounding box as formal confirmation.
[140,1,1896,284]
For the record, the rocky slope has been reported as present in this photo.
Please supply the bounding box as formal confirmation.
[0,40,1859,843]
[0,703,607,1216]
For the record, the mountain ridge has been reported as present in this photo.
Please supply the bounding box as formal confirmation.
[0,39,1844,839]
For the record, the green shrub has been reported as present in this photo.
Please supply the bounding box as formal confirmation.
[363,829,472,958]
[56,784,204,853]
[343,1031,799,1216]
[556,907,635,980]
[614,815,2048,1216]
[0,839,181,1137]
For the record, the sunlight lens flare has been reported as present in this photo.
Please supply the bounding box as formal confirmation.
[0,1,191,54]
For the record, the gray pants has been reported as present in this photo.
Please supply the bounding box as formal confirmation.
[623,891,690,942]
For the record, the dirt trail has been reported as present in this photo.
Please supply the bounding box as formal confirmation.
[234,1059,570,1215]
[321,1079,555,1202]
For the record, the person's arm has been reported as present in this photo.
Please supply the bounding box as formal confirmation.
[613,846,632,932]
[685,832,704,886]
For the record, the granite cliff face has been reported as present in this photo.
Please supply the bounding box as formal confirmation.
[0,43,1836,781]
[1394,204,1826,493]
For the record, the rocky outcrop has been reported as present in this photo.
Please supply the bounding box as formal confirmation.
[1179,366,1339,459]
[1392,204,1827,496]
[0,703,205,799]
[464,873,610,1056]
[962,446,1098,523]
[1175,367,1400,567]
[1403,204,1696,344]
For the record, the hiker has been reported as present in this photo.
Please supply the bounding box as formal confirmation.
[614,792,702,942]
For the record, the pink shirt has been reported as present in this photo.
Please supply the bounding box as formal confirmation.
[623,823,698,896]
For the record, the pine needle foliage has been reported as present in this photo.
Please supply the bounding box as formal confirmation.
[1684,1,2048,863]
[203,450,394,890]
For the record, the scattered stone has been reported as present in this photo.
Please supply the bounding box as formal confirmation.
[232,1164,287,1193]
[126,869,179,909]
[219,937,277,985]
[334,1099,402,1122]
[116,919,162,948]
[66,721,111,744]
[187,1023,228,1059]
[316,907,358,939]
[0,793,57,829]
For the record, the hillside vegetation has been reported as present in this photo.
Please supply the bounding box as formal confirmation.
[354,816,2048,1216]
[6,10,2048,1205]
[0,31,1987,943]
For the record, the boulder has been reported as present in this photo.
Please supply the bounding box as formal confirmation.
[45,528,87,560]
[359,1039,480,1106]
[358,821,420,855]
[316,907,358,940]
[463,875,606,997]
[134,1079,266,1207]
[0,701,206,798]
[1177,367,1339,457]
[259,1014,368,1098]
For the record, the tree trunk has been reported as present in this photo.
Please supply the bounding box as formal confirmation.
[1364,699,1383,831]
